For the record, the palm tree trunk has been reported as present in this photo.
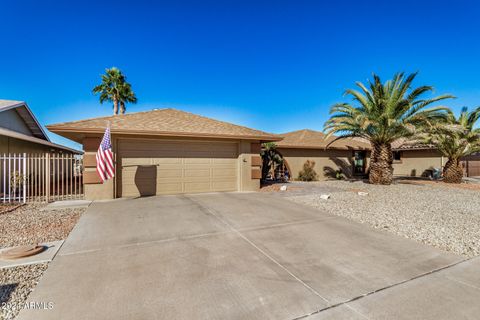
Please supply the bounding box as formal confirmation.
[443,158,463,183]
[120,101,126,114]
[113,98,119,115]
[369,142,394,185]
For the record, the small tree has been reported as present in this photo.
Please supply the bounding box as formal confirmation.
[260,142,283,181]
[298,160,318,181]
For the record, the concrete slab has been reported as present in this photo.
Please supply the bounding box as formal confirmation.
[242,214,463,304]
[43,200,92,210]
[0,241,63,268]
[60,195,228,254]
[189,192,333,229]
[305,305,365,319]
[342,258,480,320]
[18,233,327,320]
[16,193,472,320]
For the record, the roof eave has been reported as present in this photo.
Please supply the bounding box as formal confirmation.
[276,144,371,151]
[47,127,283,142]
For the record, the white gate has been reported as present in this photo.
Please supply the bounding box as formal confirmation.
[0,153,84,203]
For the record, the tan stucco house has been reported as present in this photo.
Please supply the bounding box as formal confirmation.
[276,129,446,180]
[275,129,371,179]
[0,100,80,154]
[47,108,280,200]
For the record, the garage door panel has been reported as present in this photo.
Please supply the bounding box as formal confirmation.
[183,168,210,177]
[212,181,237,191]
[119,139,238,196]
[157,168,183,178]
[156,182,184,194]
[184,182,212,193]
[184,158,212,165]
[213,168,236,178]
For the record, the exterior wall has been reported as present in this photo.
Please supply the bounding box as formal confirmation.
[0,109,33,136]
[82,135,261,200]
[0,136,56,153]
[82,136,114,200]
[279,148,366,180]
[392,150,443,177]
[238,140,260,192]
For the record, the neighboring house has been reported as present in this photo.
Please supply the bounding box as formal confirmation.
[47,108,280,200]
[276,129,449,180]
[0,100,80,154]
[391,140,444,177]
[275,129,371,180]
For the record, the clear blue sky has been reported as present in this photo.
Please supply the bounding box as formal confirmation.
[1,0,479,150]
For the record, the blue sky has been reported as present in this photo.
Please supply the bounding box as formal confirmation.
[1,0,479,150]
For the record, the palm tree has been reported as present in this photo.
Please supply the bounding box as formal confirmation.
[119,82,137,115]
[260,142,284,181]
[424,106,480,183]
[324,72,453,185]
[93,67,137,115]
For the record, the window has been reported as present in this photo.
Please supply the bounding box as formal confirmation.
[393,151,402,162]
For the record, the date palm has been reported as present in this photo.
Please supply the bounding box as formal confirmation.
[93,67,137,115]
[325,72,453,185]
[425,106,480,183]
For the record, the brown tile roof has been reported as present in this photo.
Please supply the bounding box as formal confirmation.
[275,129,371,150]
[47,108,281,141]
[391,138,436,151]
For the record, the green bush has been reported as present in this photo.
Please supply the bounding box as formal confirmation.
[298,160,318,181]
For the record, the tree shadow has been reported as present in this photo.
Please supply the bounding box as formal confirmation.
[1,283,18,304]
[134,165,157,197]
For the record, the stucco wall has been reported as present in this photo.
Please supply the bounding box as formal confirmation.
[392,149,443,177]
[238,140,260,192]
[279,148,364,180]
[0,136,53,153]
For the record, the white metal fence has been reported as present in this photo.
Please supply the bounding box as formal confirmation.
[0,153,84,203]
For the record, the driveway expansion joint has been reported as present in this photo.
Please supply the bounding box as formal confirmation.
[184,195,331,304]
[292,256,472,319]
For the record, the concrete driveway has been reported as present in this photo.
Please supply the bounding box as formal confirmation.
[18,192,478,320]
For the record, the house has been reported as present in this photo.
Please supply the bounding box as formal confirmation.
[0,100,80,154]
[276,129,447,180]
[46,108,280,200]
[391,140,444,177]
[275,129,371,179]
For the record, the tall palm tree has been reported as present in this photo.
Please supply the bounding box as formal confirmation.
[119,82,137,114]
[93,67,137,115]
[424,106,480,183]
[260,142,284,181]
[324,72,453,185]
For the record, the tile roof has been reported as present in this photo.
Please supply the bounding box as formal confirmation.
[275,129,371,150]
[47,108,281,141]
[391,138,436,150]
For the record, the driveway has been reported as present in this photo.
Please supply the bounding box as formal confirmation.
[18,193,478,319]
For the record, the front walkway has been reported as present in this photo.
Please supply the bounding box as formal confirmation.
[18,193,478,319]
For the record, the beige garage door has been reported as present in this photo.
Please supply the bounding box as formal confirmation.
[118,139,238,197]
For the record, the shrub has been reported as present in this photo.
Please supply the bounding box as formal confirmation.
[298,160,318,181]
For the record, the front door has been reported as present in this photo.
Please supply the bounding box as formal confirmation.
[353,151,366,175]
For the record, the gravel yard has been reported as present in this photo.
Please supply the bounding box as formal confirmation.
[1,264,48,320]
[0,204,85,319]
[0,204,84,249]
[284,180,480,257]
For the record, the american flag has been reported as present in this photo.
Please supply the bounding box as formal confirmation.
[96,126,114,182]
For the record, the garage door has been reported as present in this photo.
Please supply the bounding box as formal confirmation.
[118,139,238,197]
